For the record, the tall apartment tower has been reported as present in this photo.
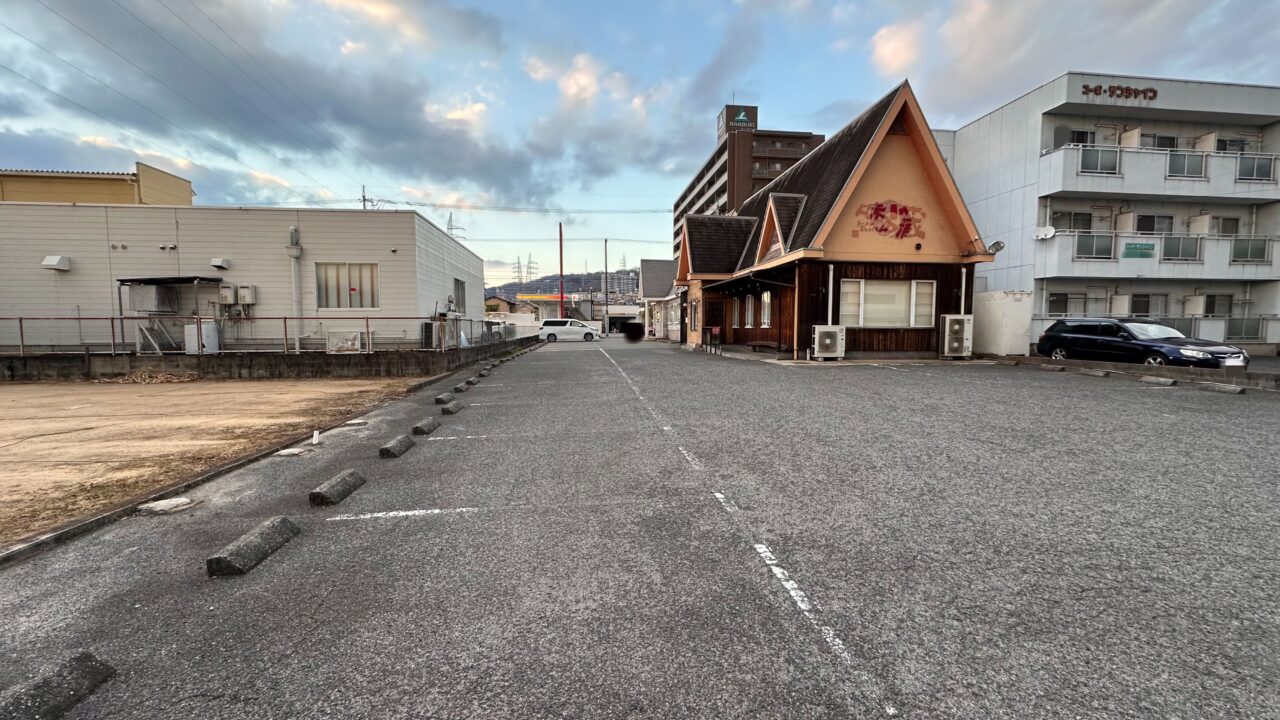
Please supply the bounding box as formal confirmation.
[938,72,1280,352]
[673,105,824,257]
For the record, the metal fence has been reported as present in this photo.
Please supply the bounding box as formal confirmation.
[0,316,539,356]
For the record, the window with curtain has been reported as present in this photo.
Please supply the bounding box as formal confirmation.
[732,297,740,327]
[315,262,379,309]
[760,291,772,328]
[839,280,935,328]
[744,295,755,328]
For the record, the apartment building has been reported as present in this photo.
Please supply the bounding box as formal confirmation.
[672,105,823,257]
[939,72,1280,352]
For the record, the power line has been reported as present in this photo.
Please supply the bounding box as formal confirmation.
[462,237,667,244]
[372,198,671,214]
[0,60,235,185]
[31,0,338,196]
[177,0,401,192]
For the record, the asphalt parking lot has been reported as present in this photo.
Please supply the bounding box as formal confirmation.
[2,340,1277,719]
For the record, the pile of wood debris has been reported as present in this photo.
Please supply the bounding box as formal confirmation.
[97,368,201,384]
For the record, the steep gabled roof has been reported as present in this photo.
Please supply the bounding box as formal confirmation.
[770,193,806,250]
[639,258,677,298]
[734,85,902,270]
[684,214,757,274]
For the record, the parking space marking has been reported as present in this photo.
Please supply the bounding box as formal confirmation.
[325,508,478,521]
[597,344,893,714]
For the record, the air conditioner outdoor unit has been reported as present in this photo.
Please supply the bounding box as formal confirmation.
[811,325,845,359]
[940,314,974,357]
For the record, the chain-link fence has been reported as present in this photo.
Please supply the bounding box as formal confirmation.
[0,316,539,355]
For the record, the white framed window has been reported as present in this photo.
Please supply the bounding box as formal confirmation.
[744,295,755,328]
[732,297,740,327]
[453,278,467,314]
[760,291,772,328]
[316,262,379,309]
[838,280,935,328]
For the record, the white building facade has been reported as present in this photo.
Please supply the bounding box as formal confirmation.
[0,203,484,352]
[939,72,1280,353]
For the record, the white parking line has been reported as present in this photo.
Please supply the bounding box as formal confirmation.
[325,508,478,521]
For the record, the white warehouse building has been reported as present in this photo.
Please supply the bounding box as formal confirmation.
[936,72,1280,354]
[0,203,484,352]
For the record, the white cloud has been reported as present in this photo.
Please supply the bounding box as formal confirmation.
[557,54,604,104]
[869,21,923,77]
[78,135,120,149]
[340,40,365,55]
[444,101,487,126]
[248,170,291,188]
[523,56,555,82]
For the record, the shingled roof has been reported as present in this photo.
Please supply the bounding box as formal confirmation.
[734,83,903,271]
[684,215,757,274]
[770,193,806,248]
[639,258,677,298]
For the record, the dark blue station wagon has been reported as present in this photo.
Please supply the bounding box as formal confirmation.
[1036,318,1249,369]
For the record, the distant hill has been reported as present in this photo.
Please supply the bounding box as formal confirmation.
[486,269,638,298]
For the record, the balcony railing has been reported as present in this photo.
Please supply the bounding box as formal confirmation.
[753,146,803,158]
[1059,144,1278,181]
[752,168,784,179]
[1060,231,1274,264]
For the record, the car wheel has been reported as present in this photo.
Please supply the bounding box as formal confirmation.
[1049,347,1069,360]
[1143,353,1167,366]
[583,333,594,342]
[546,333,558,343]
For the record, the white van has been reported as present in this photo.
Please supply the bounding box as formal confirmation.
[538,319,595,342]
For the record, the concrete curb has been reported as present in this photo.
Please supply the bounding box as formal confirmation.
[379,435,416,458]
[1199,383,1246,395]
[309,470,367,506]
[441,400,463,415]
[434,392,454,405]
[412,418,441,436]
[0,652,115,719]
[1141,376,1178,386]
[1077,369,1110,377]
[1040,364,1066,372]
[205,516,300,577]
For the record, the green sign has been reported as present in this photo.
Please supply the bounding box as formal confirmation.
[733,109,750,122]
[1122,242,1155,258]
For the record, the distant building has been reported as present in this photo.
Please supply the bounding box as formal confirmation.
[672,105,824,258]
[0,162,193,205]
[640,258,678,340]
[938,71,1280,351]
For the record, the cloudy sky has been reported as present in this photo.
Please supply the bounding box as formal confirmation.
[2,0,1278,285]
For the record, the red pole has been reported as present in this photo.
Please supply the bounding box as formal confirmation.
[558,222,565,319]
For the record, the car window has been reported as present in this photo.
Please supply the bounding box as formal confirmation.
[1064,322,1097,336]
[1045,321,1068,334]
[1097,323,1122,338]
[571,321,586,327]
[543,320,567,327]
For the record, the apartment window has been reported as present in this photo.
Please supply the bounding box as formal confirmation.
[453,278,467,314]
[771,161,783,170]
[1217,138,1250,153]
[752,161,761,170]
[1136,215,1174,234]
[801,142,808,150]
[1052,211,1092,231]
[1086,286,1110,315]
[1213,217,1241,235]
[315,262,379,309]
[1047,292,1086,315]
[1204,294,1233,316]
[1070,130,1096,145]
[1161,235,1200,262]
[1074,233,1114,259]
[1140,134,1177,149]
[838,280,935,328]
[732,297,740,328]
[1167,152,1205,178]
[1237,155,1274,181]
[773,140,782,148]
[1232,237,1270,263]
[760,291,772,328]
[744,295,755,328]
[1080,146,1119,174]
[1131,294,1168,317]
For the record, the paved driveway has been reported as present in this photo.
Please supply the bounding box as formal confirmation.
[2,340,1277,719]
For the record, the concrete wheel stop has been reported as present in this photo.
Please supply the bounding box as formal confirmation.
[379,435,416,458]
[0,652,116,719]
[465,376,479,386]
[206,516,300,577]
[413,418,441,436]
[441,401,464,415]
[453,383,469,393]
[1141,376,1178,386]
[434,392,455,405]
[309,470,367,506]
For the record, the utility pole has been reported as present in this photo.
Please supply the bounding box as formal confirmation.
[558,222,565,319]
[361,185,368,210]
[603,237,609,336]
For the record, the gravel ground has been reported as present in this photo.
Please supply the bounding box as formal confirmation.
[1,340,1277,719]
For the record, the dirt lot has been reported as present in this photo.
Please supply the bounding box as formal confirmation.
[0,377,424,546]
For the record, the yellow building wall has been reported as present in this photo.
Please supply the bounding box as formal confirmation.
[136,163,193,205]
[823,133,972,263]
[0,176,138,204]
